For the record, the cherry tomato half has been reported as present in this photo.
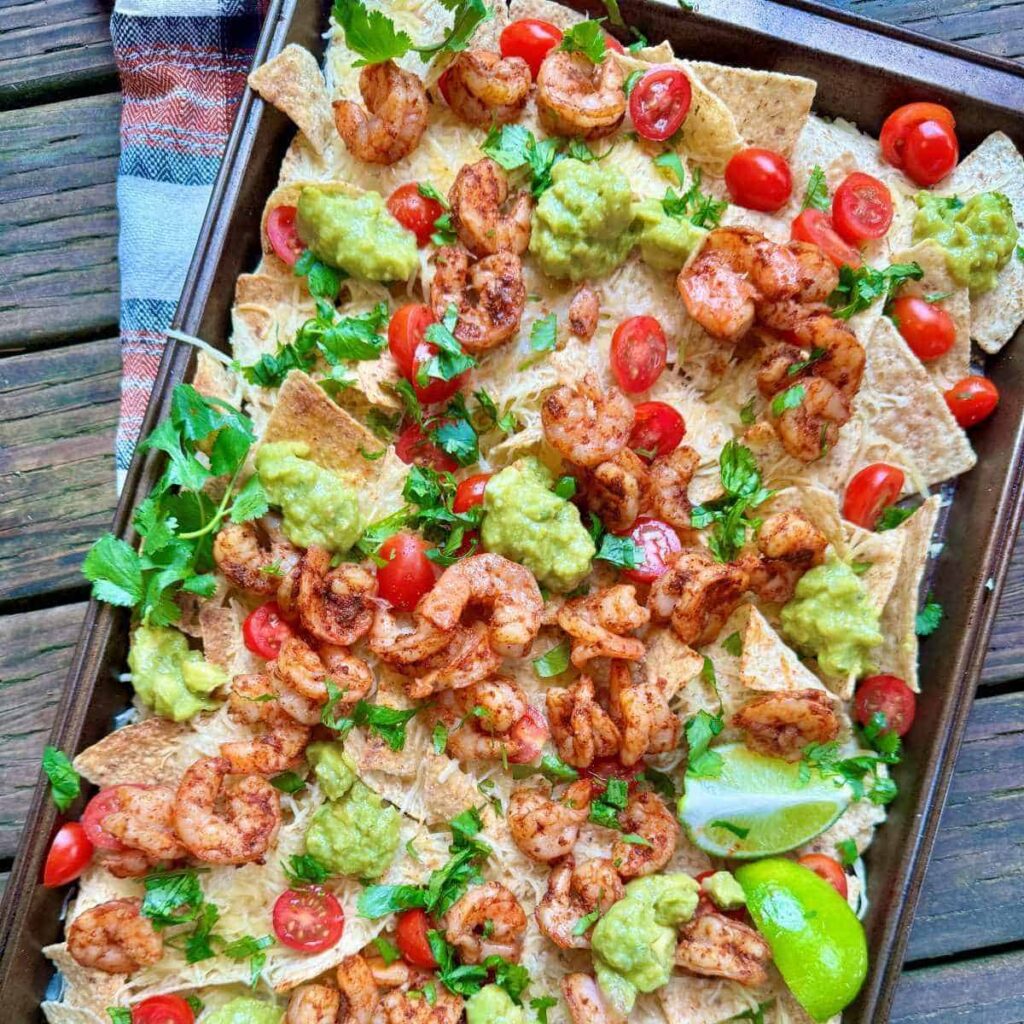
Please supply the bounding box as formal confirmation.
[388,305,466,405]
[629,67,692,142]
[629,401,686,461]
[790,208,862,268]
[611,316,668,393]
[499,18,563,78]
[82,785,146,852]
[396,908,438,968]
[604,33,626,54]
[621,517,682,585]
[880,102,958,185]
[889,295,956,360]
[842,463,905,530]
[831,172,894,244]
[453,473,492,514]
[507,705,550,764]
[376,532,438,612]
[724,148,793,213]
[855,674,917,737]
[904,118,960,187]
[266,205,304,267]
[395,423,459,472]
[273,887,345,954]
[945,375,999,428]
[131,994,196,1024]
[583,759,634,794]
[43,822,94,888]
[387,183,444,247]
[797,854,849,899]
[242,602,293,660]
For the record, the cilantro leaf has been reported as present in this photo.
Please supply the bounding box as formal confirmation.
[107,1009,132,1024]
[294,249,344,301]
[430,417,479,466]
[418,305,477,384]
[654,150,686,188]
[141,868,206,928]
[558,19,607,62]
[685,711,724,778]
[530,312,558,352]
[42,747,80,811]
[722,631,743,657]
[771,383,806,417]
[374,936,401,965]
[916,593,943,636]
[332,0,413,65]
[321,691,421,751]
[83,534,144,608]
[596,532,642,570]
[640,767,677,802]
[531,996,559,1024]
[876,504,917,532]
[511,751,580,784]
[283,853,331,886]
[228,473,269,524]
[830,262,924,319]
[480,124,561,196]
[589,777,629,830]
[415,0,492,57]
[801,165,830,212]
[662,167,727,228]
[836,838,859,867]
[532,640,571,678]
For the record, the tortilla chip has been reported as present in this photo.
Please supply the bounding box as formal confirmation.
[73,718,189,789]
[349,351,403,410]
[42,944,128,1020]
[42,1006,106,1024]
[740,607,829,695]
[659,974,769,1024]
[235,260,304,308]
[199,599,258,678]
[847,527,906,612]
[801,795,887,858]
[248,44,334,157]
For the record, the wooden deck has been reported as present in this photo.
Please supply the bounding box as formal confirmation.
[0,0,1022,1018]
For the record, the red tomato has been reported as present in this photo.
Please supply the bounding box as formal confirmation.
[842,463,905,530]
[604,33,626,54]
[889,296,956,360]
[903,118,959,187]
[82,786,146,852]
[621,517,682,585]
[273,887,345,954]
[790,208,862,268]
[388,305,466,405]
[694,870,749,922]
[724,148,793,213]
[43,822,93,888]
[831,172,894,244]
[242,602,293,660]
[629,401,686,461]
[387,183,444,247]
[131,995,196,1024]
[395,423,459,472]
[396,909,438,968]
[583,759,635,794]
[945,375,999,428]
[797,854,849,899]
[610,316,667,393]
[507,705,550,764]
[629,68,692,142]
[880,102,957,184]
[453,473,492,514]
[437,67,453,106]
[376,532,437,612]
[499,18,563,78]
[266,205,304,267]
[855,674,917,737]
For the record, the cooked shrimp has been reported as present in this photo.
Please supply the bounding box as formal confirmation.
[97,847,156,879]
[432,677,530,762]
[678,249,758,342]
[536,50,626,139]
[333,60,428,165]
[449,158,532,257]
[561,973,625,1024]
[557,584,649,667]
[213,521,298,596]
[789,240,840,302]
[733,688,839,761]
[286,984,341,1024]
[546,675,621,768]
[675,908,772,987]
[568,284,600,339]
[297,547,376,647]
[608,661,679,767]
[66,899,162,974]
[404,622,504,700]
[377,988,463,1024]
[222,672,312,775]
[275,635,374,717]
[417,553,542,658]
[772,375,851,462]
[536,855,624,948]
[368,608,452,667]
[580,449,648,533]
[508,779,593,862]
[103,785,187,864]
[611,790,679,877]
[174,756,280,864]
[430,246,526,353]
[541,372,634,468]
[286,954,381,1024]
[442,50,531,126]
[647,445,700,532]
[790,311,865,402]
[444,881,527,963]
[648,549,749,646]
[739,510,827,603]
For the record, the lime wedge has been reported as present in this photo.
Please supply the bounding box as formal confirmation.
[736,858,868,1021]
[677,743,851,858]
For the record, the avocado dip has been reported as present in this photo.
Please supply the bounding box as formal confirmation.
[702,870,746,910]
[127,624,226,721]
[305,779,400,879]
[306,741,357,801]
[633,197,708,271]
[465,985,527,1024]
[203,998,282,1024]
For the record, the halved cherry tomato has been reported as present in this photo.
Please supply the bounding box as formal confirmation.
[82,785,146,852]
[131,994,196,1024]
[724,148,793,213]
[388,305,466,405]
[621,517,682,585]
[387,183,443,247]
[842,463,905,530]
[453,473,492,514]
[694,870,749,922]
[629,401,686,461]
[945,375,999,428]
[395,423,459,472]
[629,67,692,142]
[791,208,862,268]
[797,854,849,899]
[266,205,304,267]
[43,822,93,888]
[611,316,667,393]
[499,18,563,78]
[889,296,956,360]
[583,757,638,794]
[507,705,550,764]
[880,102,958,185]
[396,908,438,968]
[242,602,293,660]
[273,887,345,953]
[855,674,917,737]
[831,172,894,244]
[376,532,438,612]
[604,33,626,54]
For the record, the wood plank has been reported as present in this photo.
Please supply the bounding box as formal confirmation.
[981,547,1024,685]
[0,0,117,109]
[0,92,120,351]
[0,338,120,604]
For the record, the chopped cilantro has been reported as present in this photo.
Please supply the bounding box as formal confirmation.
[836,838,859,867]
[876,504,917,532]
[916,593,943,636]
[42,747,80,811]
[533,640,571,678]
[685,711,724,778]
[722,631,743,657]
[771,383,806,417]
[283,853,331,886]
[829,262,924,319]
[270,770,307,793]
[530,312,559,352]
[589,777,629,830]
[801,165,830,212]
[558,19,607,63]
[511,751,580,784]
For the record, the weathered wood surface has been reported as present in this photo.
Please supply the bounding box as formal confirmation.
[894,949,1024,1023]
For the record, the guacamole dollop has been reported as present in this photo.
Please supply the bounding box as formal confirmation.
[481,457,595,591]
[633,197,707,271]
[465,984,527,1024]
[591,874,699,1012]
[703,870,746,910]
[912,191,1019,294]
[780,557,883,678]
[203,997,282,1024]
[530,159,637,281]
[295,187,418,282]
[256,441,362,553]
[127,625,225,722]
[306,741,356,801]
[305,780,400,879]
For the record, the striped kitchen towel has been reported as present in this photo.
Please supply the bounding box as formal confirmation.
[111,0,269,485]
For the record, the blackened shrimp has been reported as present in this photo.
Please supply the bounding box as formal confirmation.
[568,284,600,340]
[733,687,839,761]
[675,907,772,987]
[403,622,504,700]
[222,672,312,775]
[536,50,626,139]
[377,988,463,1024]
[608,661,680,767]
[678,248,758,342]
[738,510,827,603]
[444,881,527,963]
[441,50,531,127]
[508,780,593,862]
[541,372,634,468]
[430,677,534,762]
[102,784,188,865]
[772,375,851,462]
[297,547,376,647]
[213,521,299,596]
[647,446,700,532]
[274,634,374,719]
[449,158,532,257]
[546,674,621,768]
[580,449,648,534]
[612,790,679,877]
[557,584,649,667]
[368,608,452,667]
[536,856,624,948]
[286,954,383,1024]
[66,899,162,974]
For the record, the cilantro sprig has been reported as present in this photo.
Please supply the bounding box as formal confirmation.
[685,711,724,778]
[801,165,829,212]
[830,262,923,319]
[558,19,607,63]
[320,684,421,751]
[659,165,728,229]
[42,747,80,812]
